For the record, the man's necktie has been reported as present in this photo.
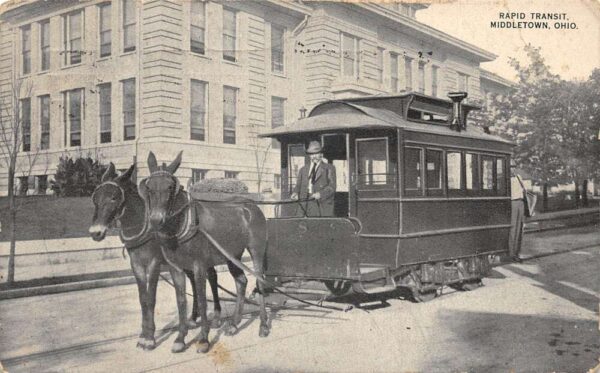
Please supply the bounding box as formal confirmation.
[309,163,318,185]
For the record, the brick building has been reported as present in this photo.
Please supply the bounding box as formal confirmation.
[0,0,510,196]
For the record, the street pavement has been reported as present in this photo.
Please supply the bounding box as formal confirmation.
[0,225,598,373]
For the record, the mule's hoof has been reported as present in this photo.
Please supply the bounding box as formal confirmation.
[171,341,186,353]
[259,325,270,338]
[186,318,199,328]
[211,317,222,329]
[137,338,156,350]
[196,341,210,353]
[224,322,238,336]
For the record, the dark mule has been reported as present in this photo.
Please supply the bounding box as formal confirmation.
[88,163,223,353]
[138,151,270,353]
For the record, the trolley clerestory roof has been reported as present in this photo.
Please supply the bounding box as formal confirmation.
[259,98,513,145]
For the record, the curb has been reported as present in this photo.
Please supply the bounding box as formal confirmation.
[0,257,252,301]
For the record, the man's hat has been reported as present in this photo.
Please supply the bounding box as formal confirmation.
[306,141,323,154]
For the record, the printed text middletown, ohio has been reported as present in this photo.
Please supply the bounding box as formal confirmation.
[491,12,577,29]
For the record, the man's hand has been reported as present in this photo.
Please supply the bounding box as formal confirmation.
[311,192,321,200]
[290,193,298,200]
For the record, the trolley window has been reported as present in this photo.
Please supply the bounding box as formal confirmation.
[496,157,507,195]
[466,153,479,192]
[404,147,422,195]
[425,149,443,195]
[446,151,462,193]
[357,138,391,188]
[288,144,305,193]
[481,156,494,192]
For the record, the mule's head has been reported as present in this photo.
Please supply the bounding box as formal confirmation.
[89,163,135,241]
[138,151,183,231]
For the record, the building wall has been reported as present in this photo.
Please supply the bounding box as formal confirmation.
[0,0,497,196]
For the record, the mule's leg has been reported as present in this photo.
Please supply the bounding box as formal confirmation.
[248,227,270,338]
[252,257,270,338]
[193,265,210,353]
[185,269,199,327]
[169,267,189,353]
[224,260,247,336]
[142,259,161,350]
[207,267,222,328]
[131,259,152,350]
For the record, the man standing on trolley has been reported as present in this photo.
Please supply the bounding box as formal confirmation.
[291,140,336,217]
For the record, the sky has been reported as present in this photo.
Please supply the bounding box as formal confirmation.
[417,0,600,82]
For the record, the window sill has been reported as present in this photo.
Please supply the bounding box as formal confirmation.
[61,63,83,71]
[120,50,137,58]
[190,52,211,61]
[271,71,287,79]
[96,56,112,63]
[222,58,241,68]
[36,70,50,76]
[20,72,32,78]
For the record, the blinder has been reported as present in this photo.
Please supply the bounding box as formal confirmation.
[91,181,127,222]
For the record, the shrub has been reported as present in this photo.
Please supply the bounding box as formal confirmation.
[51,156,108,197]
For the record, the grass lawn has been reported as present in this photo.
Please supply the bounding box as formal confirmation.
[0,195,117,242]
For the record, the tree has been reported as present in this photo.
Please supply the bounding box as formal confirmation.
[474,45,568,211]
[51,155,108,197]
[0,79,44,284]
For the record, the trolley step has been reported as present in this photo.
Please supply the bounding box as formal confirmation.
[353,264,397,294]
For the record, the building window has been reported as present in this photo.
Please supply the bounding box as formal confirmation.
[404,56,413,91]
[390,53,398,92]
[457,73,468,93]
[224,171,238,179]
[190,0,205,55]
[222,8,236,62]
[192,168,207,183]
[64,11,83,65]
[341,33,359,78]
[20,98,31,151]
[418,62,425,94]
[40,20,50,71]
[122,79,135,140]
[21,25,31,74]
[274,174,281,190]
[18,176,29,196]
[63,88,83,147]
[98,83,111,143]
[431,66,439,97]
[122,0,136,53]
[99,3,112,57]
[37,175,48,194]
[223,86,237,144]
[39,95,50,150]
[191,80,207,141]
[375,48,384,83]
[271,24,285,73]
[271,96,285,149]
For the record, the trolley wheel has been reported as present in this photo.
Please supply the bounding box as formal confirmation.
[410,288,438,303]
[460,279,482,291]
[452,279,482,291]
[324,280,351,296]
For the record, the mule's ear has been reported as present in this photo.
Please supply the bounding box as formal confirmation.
[166,151,183,175]
[101,162,117,182]
[116,164,135,183]
[137,178,149,199]
[147,151,158,173]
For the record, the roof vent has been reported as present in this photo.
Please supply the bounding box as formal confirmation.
[447,92,468,132]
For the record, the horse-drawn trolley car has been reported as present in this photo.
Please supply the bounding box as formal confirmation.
[260,92,513,302]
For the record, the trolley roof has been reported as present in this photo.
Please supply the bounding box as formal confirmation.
[260,93,512,145]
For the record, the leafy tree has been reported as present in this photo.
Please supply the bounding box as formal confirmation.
[472,45,598,211]
[51,155,107,197]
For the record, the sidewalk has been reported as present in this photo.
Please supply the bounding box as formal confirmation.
[0,207,597,299]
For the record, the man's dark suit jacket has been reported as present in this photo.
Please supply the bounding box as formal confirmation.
[293,161,336,216]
